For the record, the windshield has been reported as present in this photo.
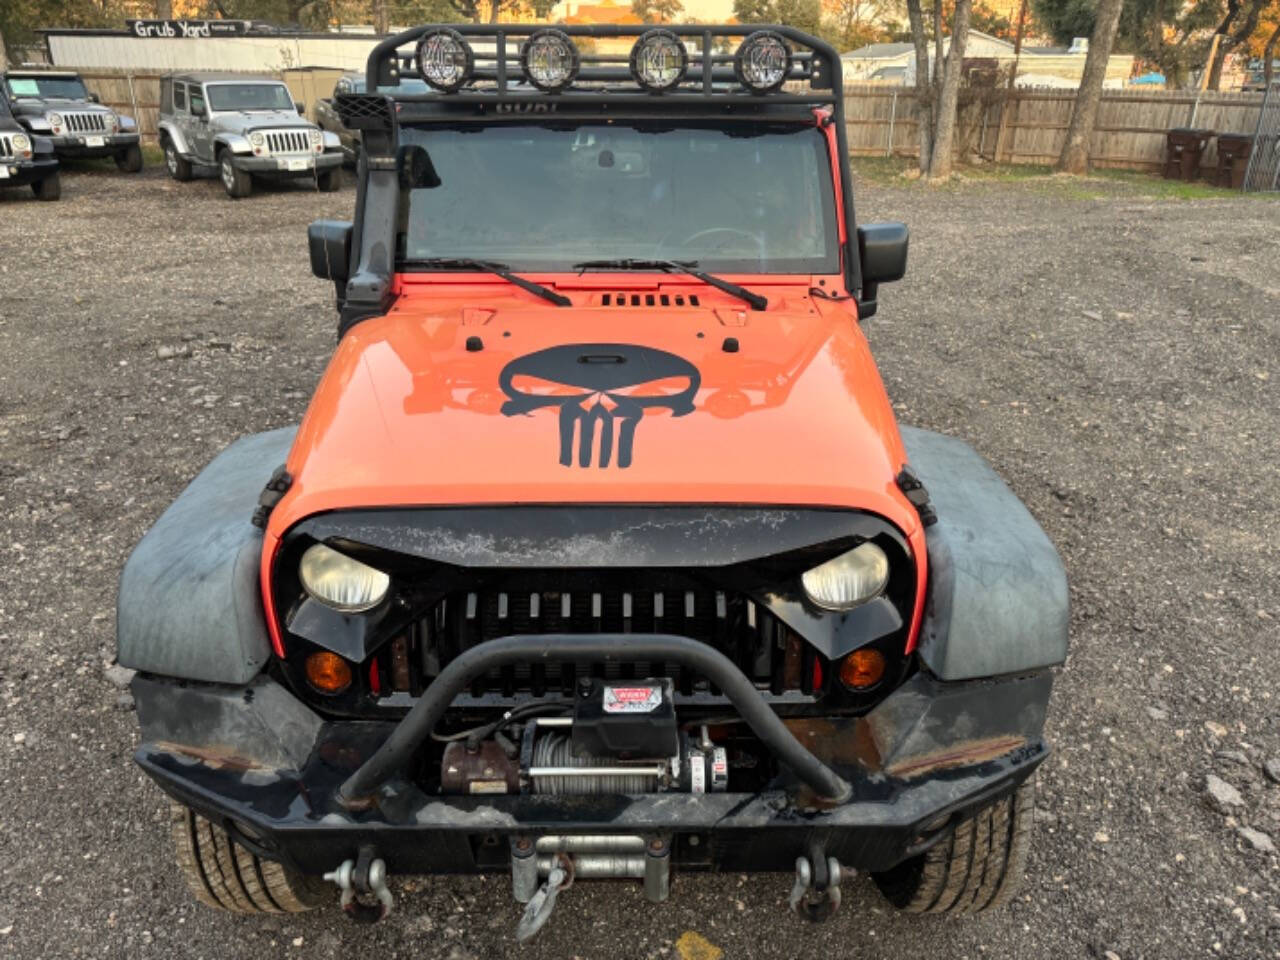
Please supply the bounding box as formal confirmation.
[206,83,294,112]
[5,75,89,100]
[343,76,431,95]
[396,121,839,274]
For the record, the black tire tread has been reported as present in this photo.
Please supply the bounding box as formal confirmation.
[169,803,324,914]
[872,775,1035,916]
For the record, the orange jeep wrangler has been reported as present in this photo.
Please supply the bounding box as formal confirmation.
[118,25,1068,938]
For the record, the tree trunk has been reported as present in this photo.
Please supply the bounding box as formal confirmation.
[1056,0,1123,174]
[906,0,932,172]
[490,0,502,23]
[0,24,8,74]
[926,0,973,181]
[1265,22,1280,88]
[155,1,173,17]
[932,2,943,83]
[373,0,389,34]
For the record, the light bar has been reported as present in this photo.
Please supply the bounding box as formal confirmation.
[734,30,792,93]
[416,28,473,93]
[630,29,688,93]
[521,29,580,92]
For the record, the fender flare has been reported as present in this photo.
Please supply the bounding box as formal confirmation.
[156,120,190,156]
[214,133,253,155]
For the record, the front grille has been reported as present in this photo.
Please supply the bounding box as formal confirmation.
[0,135,13,159]
[64,111,106,133]
[376,573,825,705]
[263,129,311,155]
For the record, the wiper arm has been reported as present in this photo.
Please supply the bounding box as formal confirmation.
[572,259,767,311]
[407,258,570,307]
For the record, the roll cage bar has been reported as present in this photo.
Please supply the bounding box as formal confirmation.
[333,24,862,334]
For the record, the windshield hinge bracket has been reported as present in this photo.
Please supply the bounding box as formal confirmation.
[251,464,293,529]
[896,465,937,528]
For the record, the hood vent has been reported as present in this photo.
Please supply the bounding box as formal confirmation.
[601,292,700,308]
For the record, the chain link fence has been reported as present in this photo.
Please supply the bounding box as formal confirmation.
[1242,79,1280,192]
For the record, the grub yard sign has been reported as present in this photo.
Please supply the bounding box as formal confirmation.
[127,19,250,38]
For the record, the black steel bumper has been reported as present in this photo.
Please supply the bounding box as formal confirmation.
[50,132,139,158]
[132,650,1051,878]
[231,151,343,177]
[0,156,58,188]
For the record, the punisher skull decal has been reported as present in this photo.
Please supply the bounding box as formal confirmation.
[499,343,701,468]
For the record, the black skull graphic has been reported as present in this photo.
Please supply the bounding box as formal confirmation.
[499,343,701,469]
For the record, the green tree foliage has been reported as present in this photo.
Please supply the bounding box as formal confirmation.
[733,0,824,33]
[632,0,685,22]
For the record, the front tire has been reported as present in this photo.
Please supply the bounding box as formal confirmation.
[32,171,61,201]
[116,143,144,173]
[316,166,341,192]
[872,775,1035,914]
[170,803,326,914]
[219,149,252,199]
[163,138,192,181]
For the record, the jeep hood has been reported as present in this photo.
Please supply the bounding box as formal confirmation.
[273,287,920,537]
[219,110,311,130]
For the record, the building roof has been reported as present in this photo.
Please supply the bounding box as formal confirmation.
[562,0,643,25]
[842,42,914,61]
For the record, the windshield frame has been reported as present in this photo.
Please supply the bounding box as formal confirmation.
[393,118,841,277]
[4,74,90,101]
[205,81,296,113]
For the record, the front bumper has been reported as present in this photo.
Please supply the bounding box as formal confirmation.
[49,132,138,158]
[231,151,343,178]
[0,156,58,188]
[133,666,1051,877]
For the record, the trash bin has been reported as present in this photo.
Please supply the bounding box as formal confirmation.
[1164,128,1214,181]
[1214,133,1254,189]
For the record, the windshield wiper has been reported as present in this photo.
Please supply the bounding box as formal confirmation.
[572,259,768,311]
[406,258,570,307]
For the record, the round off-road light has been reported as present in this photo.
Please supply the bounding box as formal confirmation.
[630,29,688,92]
[839,648,886,691]
[801,541,889,611]
[416,27,473,93]
[299,542,390,612]
[521,29,579,92]
[305,651,352,694]
[734,30,792,93]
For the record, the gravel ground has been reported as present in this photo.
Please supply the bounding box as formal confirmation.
[0,162,1277,960]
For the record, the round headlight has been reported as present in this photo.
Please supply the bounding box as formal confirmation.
[801,542,889,611]
[12,133,30,152]
[734,30,792,93]
[47,111,63,127]
[102,113,118,131]
[248,131,265,146]
[309,128,322,143]
[416,27,473,93]
[521,29,579,92]
[630,29,688,92]
[299,543,390,612]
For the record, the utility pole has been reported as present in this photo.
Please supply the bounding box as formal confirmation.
[374,0,390,35]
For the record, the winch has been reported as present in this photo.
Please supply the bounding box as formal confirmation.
[439,677,728,796]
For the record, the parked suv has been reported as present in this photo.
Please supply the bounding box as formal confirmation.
[157,73,343,198]
[2,69,142,172]
[315,72,430,166]
[0,86,61,199]
[120,25,1068,938]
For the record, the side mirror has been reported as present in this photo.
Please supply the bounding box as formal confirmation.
[191,102,207,119]
[856,221,909,320]
[88,92,100,103]
[296,102,306,115]
[309,219,353,283]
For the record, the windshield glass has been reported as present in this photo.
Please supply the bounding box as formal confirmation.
[5,75,89,100]
[345,77,431,95]
[206,83,294,112]
[396,121,838,274]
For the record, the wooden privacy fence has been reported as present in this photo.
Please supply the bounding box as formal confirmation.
[77,67,346,145]
[842,83,1266,172]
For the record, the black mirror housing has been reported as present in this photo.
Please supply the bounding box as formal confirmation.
[308,219,353,283]
[89,92,100,103]
[856,221,909,320]
[296,102,306,115]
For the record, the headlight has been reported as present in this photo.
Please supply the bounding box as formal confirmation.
[12,133,30,152]
[248,131,265,146]
[47,112,63,127]
[801,542,889,611]
[309,128,322,143]
[299,543,390,612]
[102,113,118,131]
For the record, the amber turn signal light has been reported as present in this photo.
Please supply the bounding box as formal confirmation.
[839,648,886,690]
[305,651,352,694]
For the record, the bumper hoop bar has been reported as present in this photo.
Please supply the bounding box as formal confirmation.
[337,633,854,806]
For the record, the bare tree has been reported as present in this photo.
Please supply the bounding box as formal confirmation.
[373,0,389,33]
[155,0,174,16]
[926,0,972,181]
[0,23,8,73]
[1056,0,1123,174]
[906,0,932,171]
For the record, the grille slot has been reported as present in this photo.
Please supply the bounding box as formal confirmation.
[65,112,106,133]
[0,135,12,159]
[389,574,822,704]
[264,129,311,154]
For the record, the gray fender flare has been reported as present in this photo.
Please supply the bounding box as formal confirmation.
[116,427,297,684]
[156,120,190,155]
[214,133,253,155]
[901,426,1069,681]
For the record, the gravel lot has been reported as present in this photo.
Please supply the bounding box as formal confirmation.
[1,162,1277,960]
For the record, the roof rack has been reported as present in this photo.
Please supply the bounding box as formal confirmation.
[356,24,841,107]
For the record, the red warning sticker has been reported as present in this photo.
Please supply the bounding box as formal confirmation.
[602,685,663,714]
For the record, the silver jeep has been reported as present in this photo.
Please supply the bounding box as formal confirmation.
[158,73,343,199]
